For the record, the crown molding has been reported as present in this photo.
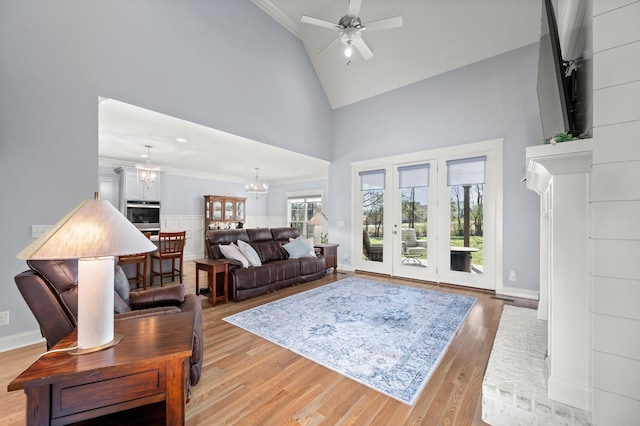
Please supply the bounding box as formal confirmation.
[251,0,301,38]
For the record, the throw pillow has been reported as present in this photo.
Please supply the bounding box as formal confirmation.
[219,243,249,268]
[289,237,317,258]
[283,235,314,259]
[237,240,262,267]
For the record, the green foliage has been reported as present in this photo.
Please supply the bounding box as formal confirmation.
[543,132,579,144]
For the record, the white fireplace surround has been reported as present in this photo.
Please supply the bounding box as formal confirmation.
[526,139,593,412]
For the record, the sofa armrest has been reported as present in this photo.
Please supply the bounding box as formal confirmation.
[178,294,204,386]
[115,306,182,321]
[129,284,185,309]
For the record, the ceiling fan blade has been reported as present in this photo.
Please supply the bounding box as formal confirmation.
[364,16,403,32]
[301,15,338,30]
[354,37,373,60]
[348,0,363,17]
[317,35,341,56]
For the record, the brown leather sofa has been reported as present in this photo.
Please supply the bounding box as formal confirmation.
[205,227,326,301]
[14,259,203,389]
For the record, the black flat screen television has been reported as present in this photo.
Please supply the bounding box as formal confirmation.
[537,0,576,140]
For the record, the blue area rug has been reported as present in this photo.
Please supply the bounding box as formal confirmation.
[223,277,477,405]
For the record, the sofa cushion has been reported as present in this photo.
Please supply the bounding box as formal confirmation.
[271,227,300,243]
[206,229,249,259]
[237,240,262,267]
[284,236,314,259]
[251,240,287,263]
[299,256,327,275]
[246,228,273,242]
[219,243,249,268]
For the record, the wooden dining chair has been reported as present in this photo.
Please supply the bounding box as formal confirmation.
[151,231,186,286]
[117,232,152,290]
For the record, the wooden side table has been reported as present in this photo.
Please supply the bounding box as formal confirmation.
[314,243,339,274]
[194,258,231,306]
[8,312,194,426]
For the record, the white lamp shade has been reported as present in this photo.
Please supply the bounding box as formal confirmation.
[17,199,157,260]
[308,212,329,226]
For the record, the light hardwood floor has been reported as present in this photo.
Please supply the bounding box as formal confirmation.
[1,261,536,425]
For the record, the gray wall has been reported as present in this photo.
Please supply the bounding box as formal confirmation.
[328,43,542,291]
[0,0,331,343]
[161,174,267,217]
[266,179,330,218]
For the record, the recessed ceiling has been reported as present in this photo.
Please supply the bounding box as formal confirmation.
[98,98,329,185]
[253,0,542,109]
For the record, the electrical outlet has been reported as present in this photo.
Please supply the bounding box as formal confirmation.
[509,270,516,281]
[343,255,349,264]
[0,311,9,326]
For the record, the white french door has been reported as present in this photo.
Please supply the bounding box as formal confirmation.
[353,140,502,291]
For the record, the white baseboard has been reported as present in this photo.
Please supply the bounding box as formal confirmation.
[497,286,539,301]
[337,264,355,272]
[0,329,45,353]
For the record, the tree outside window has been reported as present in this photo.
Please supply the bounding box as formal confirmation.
[288,196,322,238]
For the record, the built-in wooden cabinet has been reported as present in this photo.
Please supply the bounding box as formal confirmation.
[204,195,246,231]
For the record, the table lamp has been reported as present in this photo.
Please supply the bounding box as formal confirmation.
[308,212,329,245]
[17,194,157,355]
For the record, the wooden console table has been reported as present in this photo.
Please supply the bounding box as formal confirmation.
[194,258,231,306]
[314,243,339,274]
[8,312,194,425]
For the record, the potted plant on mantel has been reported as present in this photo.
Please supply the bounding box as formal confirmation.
[543,131,579,145]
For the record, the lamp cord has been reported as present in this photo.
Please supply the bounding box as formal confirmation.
[34,345,79,361]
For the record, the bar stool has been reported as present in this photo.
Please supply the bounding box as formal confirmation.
[117,232,151,290]
[151,231,186,286]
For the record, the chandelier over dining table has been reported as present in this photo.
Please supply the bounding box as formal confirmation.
[135,145,161,189]
[246,168,268,199]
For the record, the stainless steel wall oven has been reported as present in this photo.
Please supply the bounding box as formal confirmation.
[126,200,160,234]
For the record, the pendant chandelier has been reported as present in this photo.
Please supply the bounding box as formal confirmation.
[246,168,269,199]
[135,145,161,189]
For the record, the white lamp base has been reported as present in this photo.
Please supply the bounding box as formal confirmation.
[68,333,123,355]
[76,256,117,354]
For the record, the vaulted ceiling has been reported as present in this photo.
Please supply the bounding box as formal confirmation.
[253,0,542,108]
[100,1,544,184]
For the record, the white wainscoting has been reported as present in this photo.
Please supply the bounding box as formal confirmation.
[161,215,204,260]
[245,215,288,229]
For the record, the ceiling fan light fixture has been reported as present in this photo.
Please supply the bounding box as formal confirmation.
[344,45,353,58]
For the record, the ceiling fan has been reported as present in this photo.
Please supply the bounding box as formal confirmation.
[301,0,403,61]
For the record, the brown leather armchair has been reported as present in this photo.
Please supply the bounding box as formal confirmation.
[14,259,203,388]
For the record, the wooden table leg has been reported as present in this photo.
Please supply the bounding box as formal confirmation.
[208,266,215,307]
[165,357,187,426]
[223,264,228,304]
[24,385,50,425]
[195,264,201,295]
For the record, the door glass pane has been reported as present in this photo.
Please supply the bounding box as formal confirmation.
[449,184,484,273]
[400,187,429,267]
[398,164,429,268]
[362,189,384,262]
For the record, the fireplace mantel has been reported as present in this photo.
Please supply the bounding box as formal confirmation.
[525,139,593,412]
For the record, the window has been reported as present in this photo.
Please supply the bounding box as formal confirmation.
[288,196,322,238]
